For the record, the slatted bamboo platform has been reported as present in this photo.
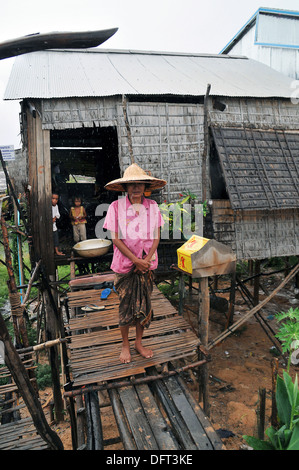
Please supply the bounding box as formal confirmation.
[64,275,225,450]
[66,285,200,386]
[0,417,50,450]
[0,357,50,451]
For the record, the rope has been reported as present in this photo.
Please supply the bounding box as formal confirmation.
[8,291,23,317]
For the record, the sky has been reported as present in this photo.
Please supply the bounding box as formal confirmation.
[0,0,298,149]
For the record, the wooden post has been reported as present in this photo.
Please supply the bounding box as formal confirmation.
[11,187,25,302]
[0,312,63,450]
[253,259,261,306]
[178,272,185,316]
[257,387,266,440]
[122,94,135,164]
[85,391,103,450]
[198,276,210,416]
[43,284,65,423]
[26,107,54,277]
[225,271,236,328]
[202,84,211,203]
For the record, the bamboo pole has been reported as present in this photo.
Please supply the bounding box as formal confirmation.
[207,263,299,350]
[16,337,69,354]
[63,358,208,398]
[1,215,29,348]
[122,94,135,164]
[21,259,41,307]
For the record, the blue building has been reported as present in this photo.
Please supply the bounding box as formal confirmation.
[221,7,299,79]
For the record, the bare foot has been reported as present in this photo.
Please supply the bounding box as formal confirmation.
[120,343,131,364]
[135,342,153,359]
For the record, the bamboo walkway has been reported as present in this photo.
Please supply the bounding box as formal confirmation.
[64,276,225,450]
[0,357,50,450]
[66,285,200,387]
[0,417,50,450]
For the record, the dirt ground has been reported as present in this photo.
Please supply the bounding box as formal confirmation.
[37,268,299,451]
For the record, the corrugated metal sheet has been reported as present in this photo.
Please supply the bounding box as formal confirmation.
[256,11,299,48]
[4,48,294,100]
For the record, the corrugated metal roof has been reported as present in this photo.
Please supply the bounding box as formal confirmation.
[4,48,294,100]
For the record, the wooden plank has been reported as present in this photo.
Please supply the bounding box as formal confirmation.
[175,374,225,450]
[149,375,198,450]
[135,383,178,450]
[108,388,136,450]
[85,391,103,450]
[163,375,213,450]
[117,386,159,450]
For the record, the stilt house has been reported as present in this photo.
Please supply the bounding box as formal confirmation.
[4,48,298,276]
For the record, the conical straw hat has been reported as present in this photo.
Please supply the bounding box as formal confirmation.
[105,163,167,192]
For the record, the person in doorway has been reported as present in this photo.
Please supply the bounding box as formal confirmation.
[52,192,64,256]
[69,196,87,243]
[103,163,166,364]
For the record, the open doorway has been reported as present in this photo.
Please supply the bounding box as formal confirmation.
[50,125,120,252]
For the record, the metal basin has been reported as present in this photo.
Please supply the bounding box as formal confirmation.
[73,238,112,258]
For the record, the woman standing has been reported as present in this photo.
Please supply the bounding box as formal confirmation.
[103,163,166,363]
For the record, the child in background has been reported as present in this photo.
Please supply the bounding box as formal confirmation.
[52,192,64,255]
[70,196,87,243]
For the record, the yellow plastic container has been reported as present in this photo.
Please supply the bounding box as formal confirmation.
[177,235,209,274]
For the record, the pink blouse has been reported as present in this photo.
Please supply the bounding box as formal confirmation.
[103,195,164,273]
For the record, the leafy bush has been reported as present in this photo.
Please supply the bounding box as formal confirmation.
[243,371,299,450]
[36,363,53,390]
[275,307,299,372]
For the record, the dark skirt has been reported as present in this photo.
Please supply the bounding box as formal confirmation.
[114,270,154,328]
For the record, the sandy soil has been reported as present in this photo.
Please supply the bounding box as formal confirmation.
[34,269,299,451]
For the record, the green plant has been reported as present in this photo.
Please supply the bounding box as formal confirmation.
[159,192,208,240]
[36,363,53,390]
[158,280,180,301]
[0,260,9,308]
[243,371,299,450]
[275,307,299,372]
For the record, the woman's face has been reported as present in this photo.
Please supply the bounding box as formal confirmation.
[126,182,146,202]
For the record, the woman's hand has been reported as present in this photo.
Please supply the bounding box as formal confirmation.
[134,258,151,274]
